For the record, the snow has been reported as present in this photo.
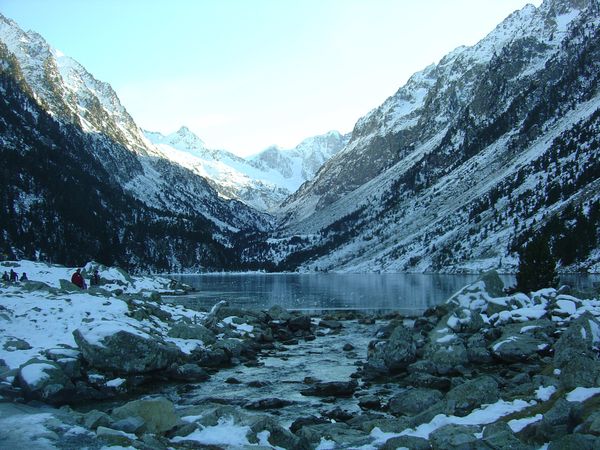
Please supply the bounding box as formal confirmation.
[535,385,557,402]
[566,387,600,403]
[555,299,576,315]
[19,362,54,386]
[171,416,252,447]
[508,414,543,433]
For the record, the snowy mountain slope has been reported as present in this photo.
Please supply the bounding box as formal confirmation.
[0,14,270,236]
[145,127,349,211]
[250,0,600,273]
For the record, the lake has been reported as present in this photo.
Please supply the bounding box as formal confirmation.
[168,272,600,315]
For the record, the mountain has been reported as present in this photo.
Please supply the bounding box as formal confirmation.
[145,127,349,211]
[0,14,273,271]
[252,0,600,273]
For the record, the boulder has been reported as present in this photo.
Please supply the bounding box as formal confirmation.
[95,426,137,447]
[532,398,583,442]
[445,375,499,416]
[244,398,295,410]
[381,435,431,450]
[248,416,302,449]
[16,358,75,404]
[267,305,291,321]
[167,323,216,345]
[300,380,357,397]
[83,410,113,430]
[168,364,209,382]
[388,388,444,416]
[491,334,546,363]
[111,397,178,434]
[427,341,469,375]
[288,315,312,332]
[482,421,531,450]
[73,324,182,374]
[547,433,600,450]
[296,422,371,448]
[466,333,492,364]
[429,424,485,449]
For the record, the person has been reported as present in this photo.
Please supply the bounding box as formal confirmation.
[9,269,18,282]
[1,271,8,282]
[20,272,28,281]
[71,268,85,289]
[90,269,100,286]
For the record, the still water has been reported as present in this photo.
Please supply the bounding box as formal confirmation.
[169,273,599,315]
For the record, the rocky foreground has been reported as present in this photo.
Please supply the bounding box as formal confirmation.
[0,262,600,449]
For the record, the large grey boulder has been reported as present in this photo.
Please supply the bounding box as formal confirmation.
[73,324,183,374]
[427,340,469,375]
[167,323,216,345]
[445,375,499,416]
[365,325,417,376]
[482,421,532,450]
[16,358,75,404]
[429,424,487,449]
[388,388,444,416]
[111,397,178,434]
[491,334,546,362]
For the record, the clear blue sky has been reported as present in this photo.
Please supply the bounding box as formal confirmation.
[1,0,542,156]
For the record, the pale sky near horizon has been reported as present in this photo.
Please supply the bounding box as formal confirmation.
[2,0,542,156]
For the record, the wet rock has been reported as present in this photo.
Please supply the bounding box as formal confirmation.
[191,347,230,368]
[111,397,178,434]
[445,375,499,416]
[300,380,358,397]
[248,416,303,449]
[322,406,356,422]
[73,326,182,375]
[319,319,343,330]
[169,363,209,382]
[429,424,484,449]
[402,372,452,391]
[366,325,417,375]
[296,422,371,448]
[358,395,382,410]
[343,343,355,351]
[288,315,312,332]
[290,416,330,434]
[225,377,242,384]
[247,380,271,388]
[244,397,295,410]
[388,387,444,416]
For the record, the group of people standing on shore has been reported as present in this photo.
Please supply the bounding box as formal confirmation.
[71,268,100,290]
[1,269,27,283]
[1,267,100,289]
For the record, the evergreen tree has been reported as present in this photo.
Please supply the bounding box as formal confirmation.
[515,234,558,293]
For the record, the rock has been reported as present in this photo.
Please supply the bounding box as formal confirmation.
[402,372,452,391]
[3,338,32,351]
[547,433,600,449]
[248,416,302,449]
[95,426,137,446]
[16,358,75,404]
[169,364,209,382]
[343,343,355,351]
[300,380,357,397]
[319,319,343,330]
[290,416,330,434]
[191,347,230,368]
[388,388,444,416]
[482,421,531,450]
[244,398,295,410]
[445,308,485,334]
[112,416,145,434]
[225,377,242,384]
[111,398,178,434]
[83,410,113,430]
[358,395,382,410]
[532,398,583,442]
[376,325,417,373]
[491,333,546,363]
[426,340,469,375]
[381,435,432,450]
[296,422,371,448]
[73,325,182,375]
[466,333,492,364]
[554,313,600,367]
[288,315,312,332]
[558,355,600,390]
[267,305,291,321]
[429,424,485,449]
[167,323,216,344]
[445,375,499,416]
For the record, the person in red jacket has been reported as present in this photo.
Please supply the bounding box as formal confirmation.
[71,268,86,289]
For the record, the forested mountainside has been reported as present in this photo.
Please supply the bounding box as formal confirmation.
[0,49,240,272]
[242,0,600,273]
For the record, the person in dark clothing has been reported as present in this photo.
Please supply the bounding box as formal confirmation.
[71,268,85,289]
[20,272,28,281]
[1,271,9,282]
[90,269,100,286]
[9,269,18,282]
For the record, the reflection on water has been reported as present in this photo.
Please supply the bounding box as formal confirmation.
[169,273,508,315]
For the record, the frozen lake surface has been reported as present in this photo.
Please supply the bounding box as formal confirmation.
[169,272,599,314]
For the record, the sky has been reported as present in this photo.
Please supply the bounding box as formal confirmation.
[1,0,542,156]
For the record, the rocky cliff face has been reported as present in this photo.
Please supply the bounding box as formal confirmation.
[266,0,600,272]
